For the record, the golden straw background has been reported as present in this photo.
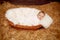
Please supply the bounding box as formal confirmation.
[0,2,60,40]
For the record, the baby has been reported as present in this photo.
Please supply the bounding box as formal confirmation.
[37,11,45,20]
[37,11,53,28]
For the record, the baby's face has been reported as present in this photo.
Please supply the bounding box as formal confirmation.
[37,11,45,20]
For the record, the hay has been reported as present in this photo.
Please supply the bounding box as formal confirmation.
[0,2,60,40]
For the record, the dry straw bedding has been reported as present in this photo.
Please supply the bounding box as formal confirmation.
[0,2,60,40]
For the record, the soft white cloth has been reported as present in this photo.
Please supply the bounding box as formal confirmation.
[5,7,53,28]
[39,14,53,28]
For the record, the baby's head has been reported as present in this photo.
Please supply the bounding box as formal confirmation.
[37,11,45,20]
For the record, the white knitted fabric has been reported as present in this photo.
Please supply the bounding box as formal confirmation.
[5,7,53,28]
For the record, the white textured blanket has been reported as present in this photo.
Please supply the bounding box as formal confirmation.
[5,7,53,28]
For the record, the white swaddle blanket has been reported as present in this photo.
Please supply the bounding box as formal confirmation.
[5,7,53,28]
